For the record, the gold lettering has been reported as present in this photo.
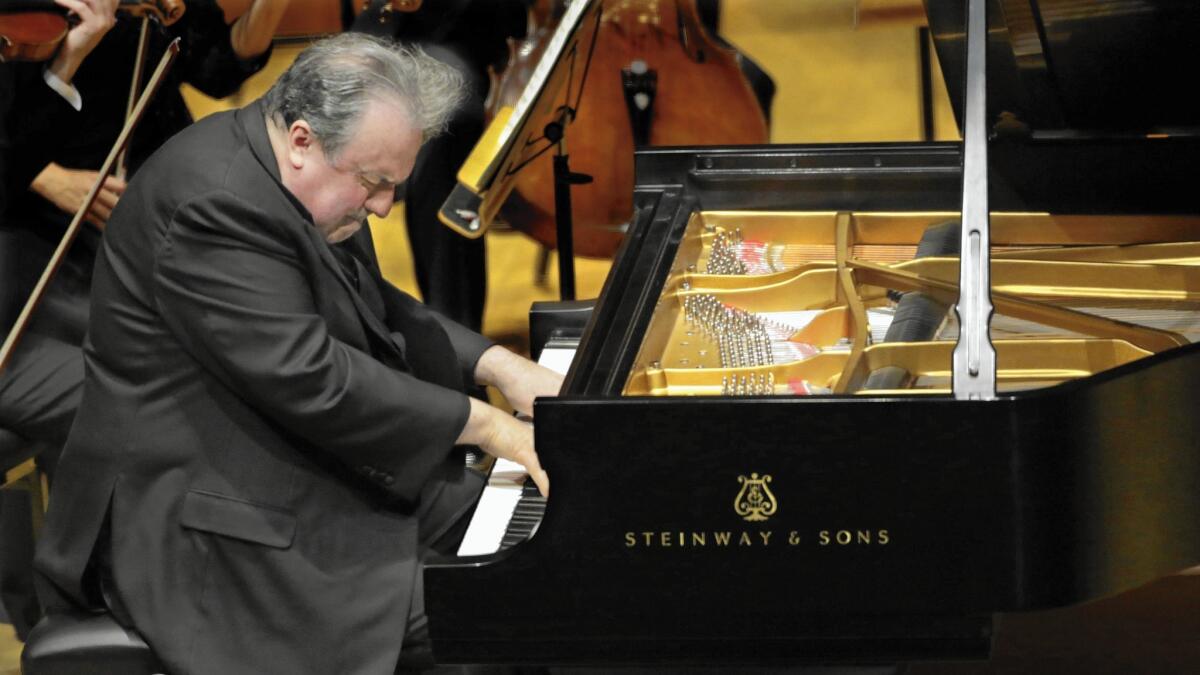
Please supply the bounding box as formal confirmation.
[621,528,888,549]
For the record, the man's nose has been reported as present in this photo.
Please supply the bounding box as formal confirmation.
[365,190,393,218]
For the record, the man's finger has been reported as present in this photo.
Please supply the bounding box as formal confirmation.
[92,190,118,215]
[54,0,87,13]
[89,201,112,224]
[103,175,127,195]
[531,468,549,499]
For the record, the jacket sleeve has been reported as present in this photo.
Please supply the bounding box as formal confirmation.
[2,63,79,199]
[430,310,494,385]
[347,226,495,385]
[377,277,495,386]
[152,191,470,502]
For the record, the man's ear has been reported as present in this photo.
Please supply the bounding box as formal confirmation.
[286,120,316,170]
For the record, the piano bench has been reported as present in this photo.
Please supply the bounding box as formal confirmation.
[21,611,165,675]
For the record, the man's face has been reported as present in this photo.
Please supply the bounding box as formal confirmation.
[286,98,422,243]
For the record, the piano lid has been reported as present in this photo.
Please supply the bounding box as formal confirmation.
[926,0,1200,136]
[437,0,603,238]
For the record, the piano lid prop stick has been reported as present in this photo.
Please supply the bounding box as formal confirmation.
[952,0,997,400]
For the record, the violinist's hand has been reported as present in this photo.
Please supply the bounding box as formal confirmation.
[473,345,564,418]
[31,163,126,231]
[48,0,120,85]
[457,397,549,497]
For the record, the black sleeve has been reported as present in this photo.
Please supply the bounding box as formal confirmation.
[154,192,471,501]
[171,0,273,100]
[1,63,82,200]
[0,64,11,220]
[346,226,494,385]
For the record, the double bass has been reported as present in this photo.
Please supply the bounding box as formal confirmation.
[487,0,769,258]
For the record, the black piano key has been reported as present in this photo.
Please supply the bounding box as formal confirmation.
[498,476,547,549]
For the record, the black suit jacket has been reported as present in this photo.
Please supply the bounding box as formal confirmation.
[35,100,490,675]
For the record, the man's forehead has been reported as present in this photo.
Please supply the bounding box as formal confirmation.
[327,116,417,188]
[343,102,418,151]
[361,95,417,131]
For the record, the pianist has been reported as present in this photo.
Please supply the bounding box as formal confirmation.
[33,33,560,675]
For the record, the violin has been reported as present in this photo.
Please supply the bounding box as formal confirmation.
[0,38,182,375]
[0,0,185,63]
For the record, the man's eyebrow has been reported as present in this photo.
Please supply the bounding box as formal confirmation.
[360,168,399,184]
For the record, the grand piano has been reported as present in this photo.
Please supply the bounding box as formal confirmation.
[426,0,1200,666]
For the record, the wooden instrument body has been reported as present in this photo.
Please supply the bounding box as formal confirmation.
[0,0,185,62]
[490,0,769,257]
[217,0,421,40]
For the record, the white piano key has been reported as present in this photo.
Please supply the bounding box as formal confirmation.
[455,340,577,556]
[456,476,522,557]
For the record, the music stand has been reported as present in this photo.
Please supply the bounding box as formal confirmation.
[438,0,604,301]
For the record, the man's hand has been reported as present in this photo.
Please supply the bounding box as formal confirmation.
[31,163,126,230]
[473,345,564,418]
[457,397,549,497]
[47,0,120,85]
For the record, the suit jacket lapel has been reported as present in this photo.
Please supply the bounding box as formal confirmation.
[238,101,407,369]
[312,231,409,368]
[339,232,464,392]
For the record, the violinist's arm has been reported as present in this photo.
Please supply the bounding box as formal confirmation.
[30,163,126,230]
[229,0,294,61]
[45,0,119,86]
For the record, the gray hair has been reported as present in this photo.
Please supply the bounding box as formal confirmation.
[262,33,464,158]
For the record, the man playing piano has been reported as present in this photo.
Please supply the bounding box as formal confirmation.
[32,33,558,675]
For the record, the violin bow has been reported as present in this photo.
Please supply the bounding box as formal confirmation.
[0,38,181,374]
[115,15,153,180]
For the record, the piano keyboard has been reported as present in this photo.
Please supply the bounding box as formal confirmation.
[500,479,547,550]
[456,338,577,556]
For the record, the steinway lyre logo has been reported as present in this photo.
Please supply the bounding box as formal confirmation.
[734,473,777,522]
